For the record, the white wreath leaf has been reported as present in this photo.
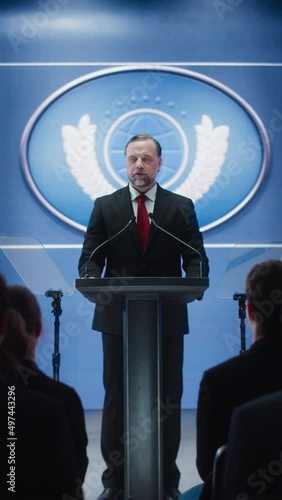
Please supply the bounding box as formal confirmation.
[61,114,115,200]
[175,115,230,202]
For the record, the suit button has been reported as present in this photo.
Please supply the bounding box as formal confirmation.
[141,264,146,269]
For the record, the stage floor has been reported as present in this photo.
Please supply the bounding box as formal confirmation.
[83,409,201,499]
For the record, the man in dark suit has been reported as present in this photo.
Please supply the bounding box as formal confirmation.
[5,284,89,484]
[194,259,282,500]
[78,134,209,500]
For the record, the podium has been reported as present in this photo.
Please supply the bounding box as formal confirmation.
[76,276,209,500]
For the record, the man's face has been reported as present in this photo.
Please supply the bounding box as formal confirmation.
[125,139,162,192]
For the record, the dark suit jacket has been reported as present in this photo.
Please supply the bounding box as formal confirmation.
[196,336,282,488]
[0,375,83,500]
[16,360,88,482]
[79,184,209,336]
[220,390,282,499]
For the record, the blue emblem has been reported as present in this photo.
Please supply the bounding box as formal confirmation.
[20,66,270,232]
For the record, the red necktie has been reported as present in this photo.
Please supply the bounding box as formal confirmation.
[136,194,150,250]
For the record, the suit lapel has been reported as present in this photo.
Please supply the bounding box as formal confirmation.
[152,185,170,225]
[146,185,170,252]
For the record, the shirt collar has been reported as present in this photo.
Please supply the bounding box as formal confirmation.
[129,183,157,202]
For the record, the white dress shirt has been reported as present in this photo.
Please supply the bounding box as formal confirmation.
[129,183,157,223]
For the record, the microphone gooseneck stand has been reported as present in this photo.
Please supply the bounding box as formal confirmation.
[83,216,135,278]
[233,293,246,355]
[45,290,63,381]
[148,213,204,278]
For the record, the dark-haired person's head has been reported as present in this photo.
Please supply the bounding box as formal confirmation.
[3,309,29,361]
[7,285,42,361]
[125,134,162,193]
[8,285,42,337]
[0,274,9,343]
[124,134,162,157]
[0,275,19,380]
[246,260,282,340]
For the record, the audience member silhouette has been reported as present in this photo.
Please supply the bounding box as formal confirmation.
[0,274,84,500]
[5,284,89,483]
[180,259,282,500]
[220,390,282,499]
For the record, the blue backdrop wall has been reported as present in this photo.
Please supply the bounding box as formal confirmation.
[0,0,282,409]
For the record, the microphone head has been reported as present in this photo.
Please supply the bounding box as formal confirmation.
[148,213,153,219]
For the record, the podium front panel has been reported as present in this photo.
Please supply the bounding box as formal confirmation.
[124,295,163,499]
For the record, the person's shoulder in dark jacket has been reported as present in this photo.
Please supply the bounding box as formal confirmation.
[197,337,282,483]
[0,374,83,500]
[17,360,88,482]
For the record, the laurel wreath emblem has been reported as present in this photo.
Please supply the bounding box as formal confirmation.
[62,114,229,202]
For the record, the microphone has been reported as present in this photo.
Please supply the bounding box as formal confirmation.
[148,213,204,278]
[82,216,136,278]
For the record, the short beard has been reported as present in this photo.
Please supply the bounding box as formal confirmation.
[131,177,149,188]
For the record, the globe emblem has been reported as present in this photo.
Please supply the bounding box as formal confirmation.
[21,65,269,232]
[104,109,189,189]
